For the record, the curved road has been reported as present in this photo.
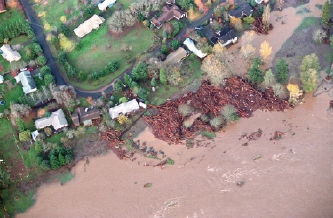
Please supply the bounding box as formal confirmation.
[19,0,223,99]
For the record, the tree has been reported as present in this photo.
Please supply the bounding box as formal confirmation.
[59,33,76,52]
[33,43,43,54]
[106,60,120,73]
[162,23,174,36]
[138,87,148,101]
[58,23,70,37]
[179,0,192,10]
[114,79,124,92]
[119,97,128,104]
[44,127,53,136]
[259,40,272,63]
[170,40,181,50]
[16,118,26,132]
[66,63,77,77]
[44,74,56,85]
[151,78,157,87]
[40,160,51,170]
[262,4,271,30]
[322,0,330,25]
[131,62,148,81]
[57,52,68,64]
[37,56,47,66]
[161,44,168,54]
[230,17,243,32]
[299,54,320,92]
[124,74,132,87]
[275,58,289,84]
[35,141,43,153]
[78,71,87,81]
[19,131,31,142]
[160,68,167,85]
[312,29,327,44]
[50,153,61,170]
[262,69,275,88]
[248,57,263,84]
[40,66,51,76]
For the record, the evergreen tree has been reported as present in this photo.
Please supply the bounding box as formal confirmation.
[151,78,157,87]
[160,68,167,85]
[57,52,68,64]
[58,153,65,165]
[44,74,56,85]
[50,153,61,170]
[131,62,148,81]
[124,74,132,87]
[78,71,87,81]
[322,0,330,24]
[248,57,264,84]
[40,66,51,76]
[114,79,124,92]
[37,56,47,66]
[275,58,289,84]
[138,87,148,101]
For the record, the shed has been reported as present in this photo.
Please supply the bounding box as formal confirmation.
[164,47,188,64]
[183,38,207,58]
[98,0,116,11]
[31,130,39,141]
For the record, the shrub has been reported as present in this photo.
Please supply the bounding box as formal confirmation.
[200,114,209,123]
[209,116,225,130]
[178,104,193,116]
[200,131,216,139]
[170,40,181,50]
[44,127,53,136]
[159,68,167,85]
[161,44,168,54]
[78,71,87,81]
[183,118,193,128]
[40,66,51,76]
[119,97,127,103]
[151,78,157,87]
[132,62,148,81]
[312,29,327,44]
[220,104,238,122]
[44,74,55,85]
[243,16,255,24]
[272,83,288,99]
[19,131,31,142]
[57,52,68,64]
[114,79,124,92]
[117,114,128,125]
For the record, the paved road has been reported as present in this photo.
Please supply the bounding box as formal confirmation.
[18,0,223,99]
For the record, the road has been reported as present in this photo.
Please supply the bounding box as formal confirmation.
[19,0,223,99]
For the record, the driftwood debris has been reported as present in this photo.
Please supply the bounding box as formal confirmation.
[252,17,273,35]
[144,77,289,144]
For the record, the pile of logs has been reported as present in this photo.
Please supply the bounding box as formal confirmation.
[252,17,273,35]
[144,77,289,144]
[100,130,126,159]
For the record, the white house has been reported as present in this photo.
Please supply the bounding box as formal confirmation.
[98,0,116,11]
[183,38,207,58]
[109,99,140,119]
[74,15,105,38]
[0,44,21,62]
[35,109,68,130]
[0,75,4,84]
[15,71,37,94]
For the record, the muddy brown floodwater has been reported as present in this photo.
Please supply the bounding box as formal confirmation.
[19,1,333,217]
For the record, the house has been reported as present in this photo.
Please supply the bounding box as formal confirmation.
[0,0,6,14]
[0,75,3,84]
[15,71,37,94]
[71,107,100,126]
[74,15,105,38]
[164,47,188,64]
[150,5,186,29]
[109,99,140,119]
[98,0,116,11]
[229,3,253,18]
[210,27,238,47]
[0,44,21,62]
[35,109,68,130]
[183,38,207,58]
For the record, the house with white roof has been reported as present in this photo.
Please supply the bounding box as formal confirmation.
[183,38,207,58]
[74,15,105,38]
[35,109,68,130]
[0,75,4,84]
[109,99,140,119]
[0,44,21,62]
[15,71,37,94]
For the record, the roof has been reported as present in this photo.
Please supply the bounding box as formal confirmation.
[0,75,3,84]
[109,99,140,119]
[211,28,238,45]
[0,0,5,13]
[183,38,207,58]
[164,47,188,64]
[18,71,37,94]
[35,109,68,130]
[71,107,100,125]
[74,15,105,38]
[229,3,253,18]
[166,0,175,4]
[0,44,21,62]
[31,130,39,141]
[98,0,116,11]
[150,5,186,28]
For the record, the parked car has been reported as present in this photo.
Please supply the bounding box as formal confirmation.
[195,26,203,30]
[28,67,34,72]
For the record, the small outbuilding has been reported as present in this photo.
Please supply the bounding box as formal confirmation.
[164,47,188,64]
[98,0,116,11]
[71,107,100,126]
[109,99,140,119]
[74,15,105,38]
[183,38,207,58]
[31,130,39,141]
[0,44,21,62]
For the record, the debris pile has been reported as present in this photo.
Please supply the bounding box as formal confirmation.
[252,17,273,35]
[144,77,289,144]
[100,130,126,159]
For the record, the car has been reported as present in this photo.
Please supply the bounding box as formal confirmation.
[28,67,34,72]
[195,26,203,30]
[0,100,5,106]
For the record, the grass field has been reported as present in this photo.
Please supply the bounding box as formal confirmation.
[0,84,24,113]
[295,17,320,32]
[67,25,154,90]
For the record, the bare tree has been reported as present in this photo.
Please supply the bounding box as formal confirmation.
[262,4,271,30]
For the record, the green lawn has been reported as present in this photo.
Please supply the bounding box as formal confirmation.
[150,55,204,105]
[9,35,31,45]
[0,84,24,113]
[295,17,320,32]
[1,189,35,217]
[67,25,154,90]
[0,8,26,25]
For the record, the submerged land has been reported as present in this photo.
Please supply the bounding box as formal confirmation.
[0,0,333,217]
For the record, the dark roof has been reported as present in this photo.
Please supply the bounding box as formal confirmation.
[150,5,186,28]
[0,0,5,13]
[211,28,237,44]
[229,3,253,18]
[71,107,100,125]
